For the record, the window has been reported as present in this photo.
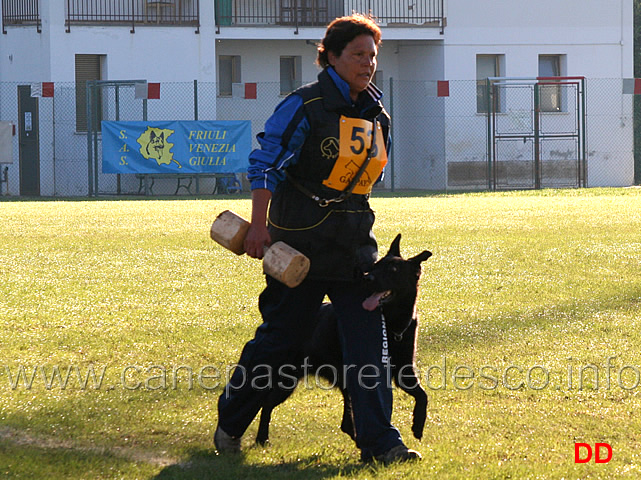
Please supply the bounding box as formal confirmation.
[539,55,563,112]
[280,56,302,95]
[218,55,241,97]
[75,54,105,132]
[477,54,503,113]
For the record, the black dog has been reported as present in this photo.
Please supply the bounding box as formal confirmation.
[256,234,432,445]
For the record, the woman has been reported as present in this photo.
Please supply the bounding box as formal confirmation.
[216,14,421,464]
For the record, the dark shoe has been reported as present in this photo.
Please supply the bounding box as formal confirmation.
[374,444,422,465]
[214,426,241,453]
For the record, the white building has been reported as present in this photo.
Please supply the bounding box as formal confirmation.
[0,0,634,196]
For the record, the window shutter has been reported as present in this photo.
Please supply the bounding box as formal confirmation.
[75,55,102,132]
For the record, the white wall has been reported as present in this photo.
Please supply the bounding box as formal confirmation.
[1,1,218,83]
[216,39,320,84]
[0,28,51,82]
[440,0,634,189]
[213,39,447,191]
[0,1,219,195]
[0,0,634,193]
[444,0,631,81]
[392,42,446,190]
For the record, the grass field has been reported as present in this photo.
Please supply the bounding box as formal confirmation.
[1,188,641,479]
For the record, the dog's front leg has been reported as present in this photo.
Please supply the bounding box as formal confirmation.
[393,364,428,440]
[410,383,428,440]
[256,384,297,445]
[339,388,356,441]
[390,320,428,440]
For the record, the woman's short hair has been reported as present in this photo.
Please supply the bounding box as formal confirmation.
[317,14,382,68]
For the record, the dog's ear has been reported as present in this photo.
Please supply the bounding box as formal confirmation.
[410,250,432,265]
[385,234,402,258]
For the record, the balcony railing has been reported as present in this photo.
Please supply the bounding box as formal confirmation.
[215,0,445,33]
[65,0,200,33]
[2,0,41,34]
[3,1,443,36]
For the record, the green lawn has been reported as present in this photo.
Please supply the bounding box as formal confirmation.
[1,188,640,479]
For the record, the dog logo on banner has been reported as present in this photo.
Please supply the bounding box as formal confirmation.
[137,127,182,168]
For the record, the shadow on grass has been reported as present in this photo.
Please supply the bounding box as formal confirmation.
[0,439,158,479]
[152,448,366,480]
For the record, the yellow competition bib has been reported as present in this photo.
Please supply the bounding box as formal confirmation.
[322,116,388,195]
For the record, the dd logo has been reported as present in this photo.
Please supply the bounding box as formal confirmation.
[575,443,612,464]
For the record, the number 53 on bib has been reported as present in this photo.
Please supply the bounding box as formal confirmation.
[322,116,388,195]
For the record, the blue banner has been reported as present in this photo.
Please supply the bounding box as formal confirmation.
[102,120,251,174]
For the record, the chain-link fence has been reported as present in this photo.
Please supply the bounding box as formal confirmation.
[0,78,637,197]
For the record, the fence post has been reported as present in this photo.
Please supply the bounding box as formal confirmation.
[53,91,57,196]
[581,78,588,187]
[93,86,100,197]
[632,95,641,185]
[142,97,149,195]
[115,85,121,195]
[194,79,201,194]
[194,79,199,121]
[534,83,541,189]
[86,81,93,196]
[578,77,586,188]
[486,78,493,191]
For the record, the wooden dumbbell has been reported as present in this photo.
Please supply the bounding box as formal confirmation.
[210,210,310,288]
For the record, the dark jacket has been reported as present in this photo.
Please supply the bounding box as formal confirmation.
[268,69,391,281]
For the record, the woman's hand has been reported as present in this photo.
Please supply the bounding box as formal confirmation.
[244,222,271,259]
[244,188,272,259]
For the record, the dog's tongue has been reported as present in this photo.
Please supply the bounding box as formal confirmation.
[362,292,386,311]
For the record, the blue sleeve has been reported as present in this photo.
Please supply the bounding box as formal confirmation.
[247,94,310,192]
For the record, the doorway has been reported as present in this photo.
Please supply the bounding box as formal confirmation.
[18,85,40,196]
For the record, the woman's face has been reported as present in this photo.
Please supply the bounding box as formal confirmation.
[328,34,378,101]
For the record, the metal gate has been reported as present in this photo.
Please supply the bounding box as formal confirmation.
[86,80,147,196]
[486,76,586,190]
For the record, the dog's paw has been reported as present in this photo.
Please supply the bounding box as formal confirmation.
[411,422,425,440]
